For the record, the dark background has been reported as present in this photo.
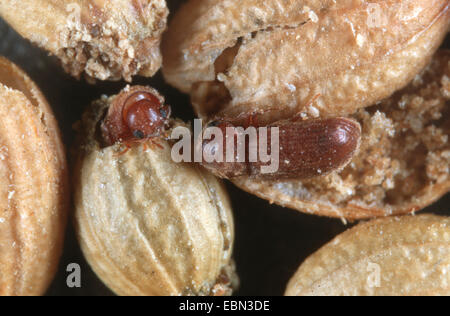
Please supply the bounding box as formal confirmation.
[0,1,449,296]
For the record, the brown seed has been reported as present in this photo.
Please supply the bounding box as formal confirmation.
[0,0,168,81]
[163,0,450,122]
[0,57,68,296]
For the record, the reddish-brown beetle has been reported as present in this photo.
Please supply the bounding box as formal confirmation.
[101,86,171,147]
[200,116,361,180]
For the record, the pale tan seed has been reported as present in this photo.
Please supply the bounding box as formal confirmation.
[286,215,450,296]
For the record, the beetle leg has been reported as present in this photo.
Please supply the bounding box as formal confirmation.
[115,144,131,156]
[152,139,164,150]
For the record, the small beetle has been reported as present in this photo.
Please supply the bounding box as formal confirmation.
[200,116,361,180]
[101,86,171,147]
